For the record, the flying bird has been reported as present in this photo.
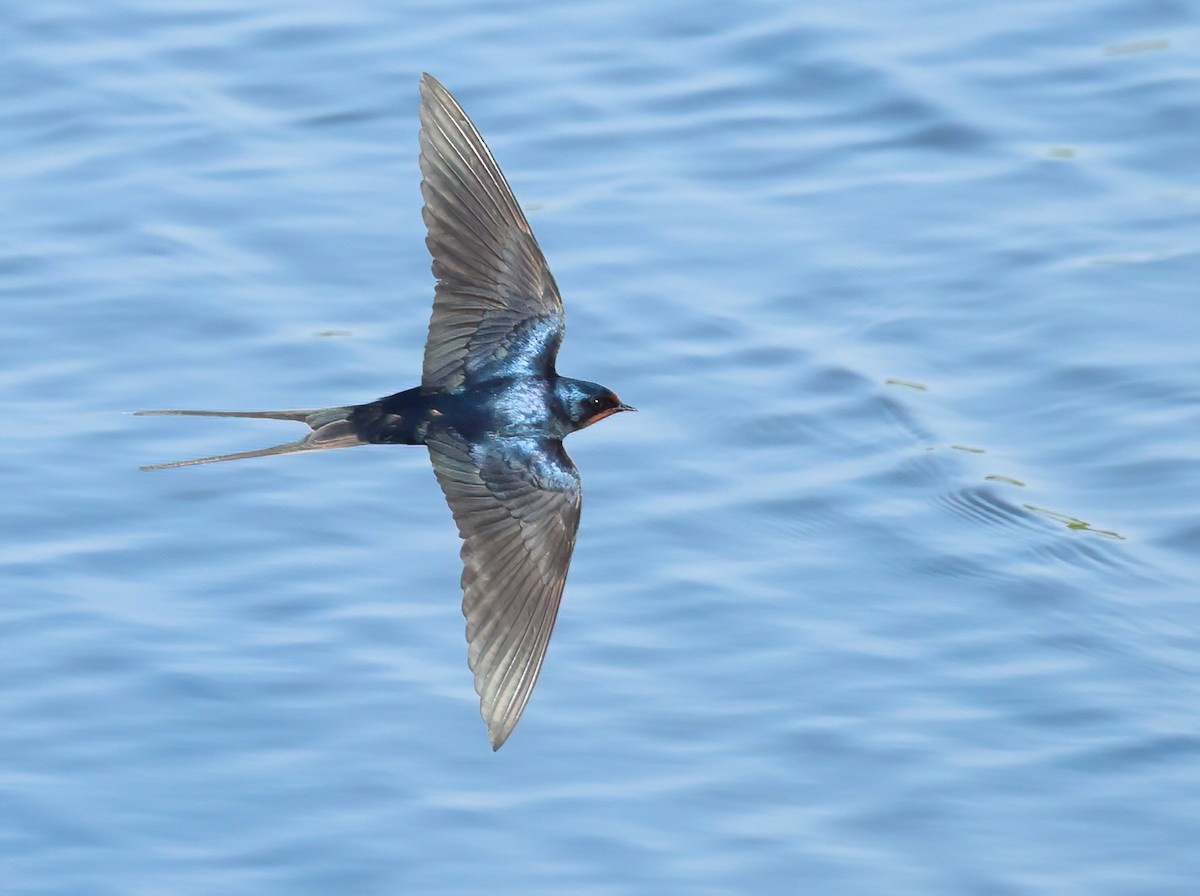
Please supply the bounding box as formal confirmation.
[139,73,633,749]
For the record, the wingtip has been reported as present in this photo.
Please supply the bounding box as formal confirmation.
[480,691,519,751]
[419,72,448,101]
[487,724,511,751]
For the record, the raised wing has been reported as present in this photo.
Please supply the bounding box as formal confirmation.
[426,427,582,749]
[418,73,565,393]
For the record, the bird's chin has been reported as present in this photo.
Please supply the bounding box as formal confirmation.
[578,406,631,430]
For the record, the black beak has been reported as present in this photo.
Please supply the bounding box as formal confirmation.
[617,403,637,413]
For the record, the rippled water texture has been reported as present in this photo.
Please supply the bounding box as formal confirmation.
[3,1,1199,893]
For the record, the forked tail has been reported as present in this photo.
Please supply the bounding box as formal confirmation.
[136,406,364,470]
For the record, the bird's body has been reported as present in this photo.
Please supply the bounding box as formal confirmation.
[355,373,623,446]
[139,74,632,749]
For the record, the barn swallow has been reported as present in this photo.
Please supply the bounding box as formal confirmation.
[138,74,633,749]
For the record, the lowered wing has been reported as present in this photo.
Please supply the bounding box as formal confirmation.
[426,427,581,749]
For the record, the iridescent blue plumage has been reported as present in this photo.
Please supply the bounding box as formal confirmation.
[138,74,632,749]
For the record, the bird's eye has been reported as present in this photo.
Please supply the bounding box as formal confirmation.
[587,397,604,409]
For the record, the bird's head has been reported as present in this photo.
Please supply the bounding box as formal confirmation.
[557,379,636,433]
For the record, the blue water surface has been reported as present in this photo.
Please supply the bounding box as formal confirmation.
[2,1,1199,893]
